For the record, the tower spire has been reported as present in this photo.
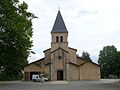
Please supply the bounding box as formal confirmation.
[51,11,68,33]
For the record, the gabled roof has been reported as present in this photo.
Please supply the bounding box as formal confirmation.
[77,56,100,67]
[24,58,45,67]
[68,47,77,51]
[51,47,69,54]
[51,10,68,33]
[69,62,79,66]
[43,48,51,53]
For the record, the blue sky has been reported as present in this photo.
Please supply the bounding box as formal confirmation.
[20,0,120,63]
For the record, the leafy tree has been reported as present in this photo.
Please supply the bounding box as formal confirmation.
[0,0,37,80]
[116,51,120,78]
[81,51,92,61]
[98,45,120,78]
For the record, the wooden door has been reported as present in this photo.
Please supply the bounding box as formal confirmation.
[24,72,30,81]
[57,70,63,80]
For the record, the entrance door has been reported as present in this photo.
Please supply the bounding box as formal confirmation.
[24,72,30,81]
[57,70,63,80]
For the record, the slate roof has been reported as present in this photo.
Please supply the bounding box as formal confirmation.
[51,10,68,33]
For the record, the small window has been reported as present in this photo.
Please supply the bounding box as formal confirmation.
[60,36,63,42]
[56,36,59,42]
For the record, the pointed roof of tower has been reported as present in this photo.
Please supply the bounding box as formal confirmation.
[51,10,68,33]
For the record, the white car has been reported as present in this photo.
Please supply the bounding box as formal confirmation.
[32,74,48,82]
[32,74,41,82]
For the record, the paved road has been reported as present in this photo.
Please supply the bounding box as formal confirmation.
[0,80,120,90]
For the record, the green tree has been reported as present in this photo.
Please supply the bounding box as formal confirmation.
[0,0,37,80]
[116,51,120,78]
[98,45,120,78]
[81,51,92,61]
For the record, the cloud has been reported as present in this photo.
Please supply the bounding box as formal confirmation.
[19,0,120,63]
[77,10,98,16]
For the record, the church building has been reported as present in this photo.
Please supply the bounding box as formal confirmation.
[24,11,100,81]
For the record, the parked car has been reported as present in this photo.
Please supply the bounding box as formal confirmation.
[32,74,48,82]
[32,74,41,82]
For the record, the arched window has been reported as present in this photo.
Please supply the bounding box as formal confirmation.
[60,36,63,42]
[56,36,59,42]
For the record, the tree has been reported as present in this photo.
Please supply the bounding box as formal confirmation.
[98,45,120,78]
[81,51,92,61]
[116,51,120,78]
[0,0,37,80]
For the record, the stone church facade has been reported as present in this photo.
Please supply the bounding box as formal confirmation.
[24,11,100,81]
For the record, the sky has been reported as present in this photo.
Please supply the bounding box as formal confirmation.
[19,0,120,63]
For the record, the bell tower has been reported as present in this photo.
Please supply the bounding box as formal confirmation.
[50,11,70,80]
[51,10,68,52]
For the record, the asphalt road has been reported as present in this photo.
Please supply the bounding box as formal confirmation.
[0,80,120,90]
